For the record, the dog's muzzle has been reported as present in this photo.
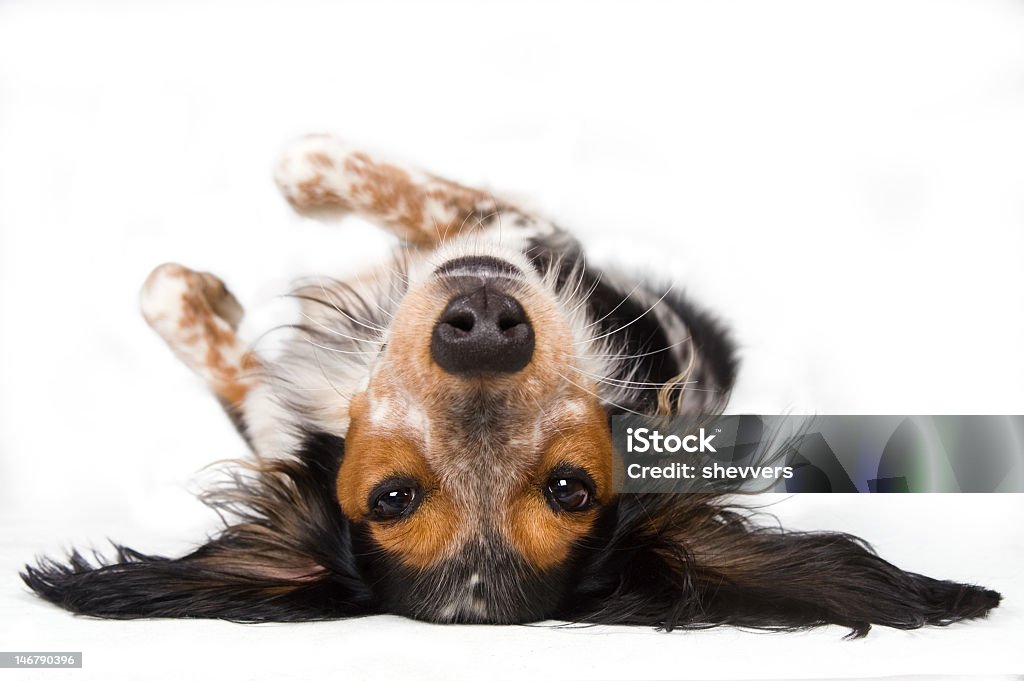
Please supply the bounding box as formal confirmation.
[431,258,535,375]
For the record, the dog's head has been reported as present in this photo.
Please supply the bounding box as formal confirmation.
[336,250,614,622]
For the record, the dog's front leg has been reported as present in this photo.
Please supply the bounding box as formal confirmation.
[274,135,555,247]
[140,263,261,440]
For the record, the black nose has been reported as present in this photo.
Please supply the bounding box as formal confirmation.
[431,286,534,375]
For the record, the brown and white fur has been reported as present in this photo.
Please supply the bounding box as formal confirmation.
[23,135,1000,635]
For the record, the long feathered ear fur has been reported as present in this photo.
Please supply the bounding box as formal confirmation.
[21,432,377,621]
[562,494,1001,638]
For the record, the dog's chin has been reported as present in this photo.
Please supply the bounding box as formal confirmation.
[352,527,575,624]
[377,568,573,625]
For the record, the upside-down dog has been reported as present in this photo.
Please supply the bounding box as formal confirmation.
[22,136,1000,637]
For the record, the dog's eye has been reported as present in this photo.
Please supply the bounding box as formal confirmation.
[369,482,421,521]
[545,473,594,512]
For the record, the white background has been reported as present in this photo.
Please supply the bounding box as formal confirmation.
[1,1,1022,679]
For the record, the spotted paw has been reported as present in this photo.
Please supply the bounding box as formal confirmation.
[274,134,355,213]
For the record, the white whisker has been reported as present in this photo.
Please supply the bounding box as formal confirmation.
[581,335,692,361]
[300,312,383,345]
[304,338,381,356]
[310,344,348,400]
[554,370,648,416]
[576,285,674,345]
[582,281,642,329]
[569,366,699,389]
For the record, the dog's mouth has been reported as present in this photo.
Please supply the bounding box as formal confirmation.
[433,255,524,280]
[430,256,535,375]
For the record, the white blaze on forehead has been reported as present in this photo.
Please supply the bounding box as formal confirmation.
[366,393,430,433]
[401,402,428,431]
[555,399,591,421]
[368,396,393,425]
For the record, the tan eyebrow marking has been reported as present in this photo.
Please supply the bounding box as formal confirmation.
[336,393,462,568]
[503,408,613,570]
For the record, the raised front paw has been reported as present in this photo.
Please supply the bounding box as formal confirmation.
[274,134,355,213]
[140,263,257,405]
[141,263,243,332]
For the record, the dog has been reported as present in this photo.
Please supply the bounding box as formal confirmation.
[22,135,1000,636]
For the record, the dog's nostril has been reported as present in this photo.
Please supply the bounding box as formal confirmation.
[497,313,523,333]
[431,287,535,375]
[444,311,476,333]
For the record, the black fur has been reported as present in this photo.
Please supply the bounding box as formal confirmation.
[559,494,1000,638]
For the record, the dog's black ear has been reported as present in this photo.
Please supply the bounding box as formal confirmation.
[22,432,377,621]
[563,495,1001,637]
[21,537,372,621]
